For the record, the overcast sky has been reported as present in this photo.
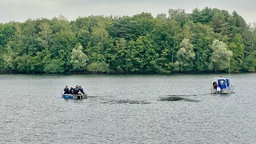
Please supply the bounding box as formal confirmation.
[0,0,255,23]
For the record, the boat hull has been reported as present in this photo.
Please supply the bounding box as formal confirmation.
[62,94,87,100]
[211,87,234,94]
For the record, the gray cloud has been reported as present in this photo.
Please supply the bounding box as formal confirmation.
[0,0,255,23]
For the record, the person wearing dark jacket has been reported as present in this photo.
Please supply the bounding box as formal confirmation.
[70,87,74,94]
[78,86,85,94]
[64,85,70,94]
[213,81,218,89]
[73,86,79,94]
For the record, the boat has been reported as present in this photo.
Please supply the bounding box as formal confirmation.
[62,85,87,100]
[62,93,88,100]
[211,76,234,94]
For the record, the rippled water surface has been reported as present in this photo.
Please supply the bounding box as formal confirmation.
[1,74,256,143]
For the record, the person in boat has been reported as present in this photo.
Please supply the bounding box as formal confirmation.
[64,85,70,94]
[69,87,74,94]
[213,81,218,91]
[78,86,85,94]
[212,81,221,93]
[73,85,79,94]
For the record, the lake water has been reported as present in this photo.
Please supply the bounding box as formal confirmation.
[1,74,256,143]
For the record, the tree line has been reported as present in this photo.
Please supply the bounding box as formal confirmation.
[0,7,256,74]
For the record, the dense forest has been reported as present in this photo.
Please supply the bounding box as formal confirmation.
[1,7,256,74]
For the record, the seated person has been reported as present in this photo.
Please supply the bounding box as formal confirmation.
[213,81,218,89]
[78,86,85,94]
[73,86,79,94]
[64,85,70,94]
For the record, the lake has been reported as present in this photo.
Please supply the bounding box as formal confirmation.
[1,74,256,143]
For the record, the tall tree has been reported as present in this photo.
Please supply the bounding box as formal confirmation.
[174,38,195,72]
[209,40,233,72]
[190,23,218,72]
[70,43,88,72]
[228,34,245,72]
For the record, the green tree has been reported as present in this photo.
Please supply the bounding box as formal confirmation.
[87,61,109,73]
[44,59,65,73]
[242,51,256,72]
[14,55,33,73]
[131,35,158,73]
[70,43,88,72]
[174,38,195,72]
[2,50,15,72]
[168,9,189,27]
[130,12,154,39]
[190,23,218,72]
[0,23,16,46]
[108,38,129,73]
[228,34,245,72]
[209,40,233,72]
[108,16,134,40]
